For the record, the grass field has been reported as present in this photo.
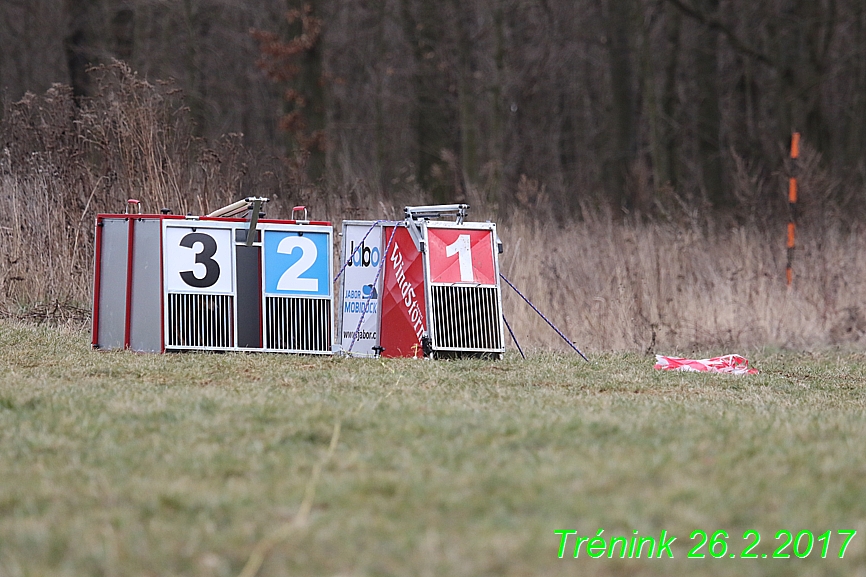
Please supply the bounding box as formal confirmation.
[1,320,865,577]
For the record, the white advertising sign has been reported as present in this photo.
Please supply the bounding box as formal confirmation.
[340,222,383,356]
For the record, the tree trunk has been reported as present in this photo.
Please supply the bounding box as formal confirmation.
[453,0,477,190]
[659,4,680,190]
[694,0,723,205]
[401,0,459,203]
[64,0,102,98]
[111,6,134,61]
[374,0,388,195]
[182,0,206,137]
[851,2,866,179]
[489,2,506,206]
[298,2,326,181]
[604,0,636,209]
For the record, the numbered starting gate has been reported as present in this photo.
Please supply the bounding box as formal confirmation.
[92,201,333,354]
[339,205,505,358]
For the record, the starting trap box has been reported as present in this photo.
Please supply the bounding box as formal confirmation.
[338,204,506,358]
[92,201,334,354]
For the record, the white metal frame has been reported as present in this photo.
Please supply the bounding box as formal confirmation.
[421,220,506,356]
[260,221,334,354]
[161,218,334,354]
[337,220,385,357]
[162,219,238,351]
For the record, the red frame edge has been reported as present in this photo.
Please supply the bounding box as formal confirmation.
[91,216,104,348]
[123,217,135,349]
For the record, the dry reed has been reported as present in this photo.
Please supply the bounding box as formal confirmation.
[498,213,866,353]
[2,65,865,352]
[1,62,251,315]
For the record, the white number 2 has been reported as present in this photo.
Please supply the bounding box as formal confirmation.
[277,236,318,291]
[445,234,474,282]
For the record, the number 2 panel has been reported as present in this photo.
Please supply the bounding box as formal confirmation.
[427,228,495,285]
[263,230,331,296]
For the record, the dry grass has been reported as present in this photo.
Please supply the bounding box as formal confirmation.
[0,62,254,312]
[3,67,866,354]
[498,212,866,354]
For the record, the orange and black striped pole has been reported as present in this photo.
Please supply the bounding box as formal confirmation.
[786,132,800,287]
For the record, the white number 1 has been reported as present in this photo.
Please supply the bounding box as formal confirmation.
[445,234,474,282]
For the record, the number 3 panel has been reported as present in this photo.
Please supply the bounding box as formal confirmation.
[162,223,235,350]
[163,226,233,293]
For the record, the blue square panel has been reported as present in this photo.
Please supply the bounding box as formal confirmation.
[264,230,331,296]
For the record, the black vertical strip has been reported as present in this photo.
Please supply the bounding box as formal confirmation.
[235,245,263,348]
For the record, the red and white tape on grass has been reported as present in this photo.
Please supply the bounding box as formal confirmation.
[654,354,758,375]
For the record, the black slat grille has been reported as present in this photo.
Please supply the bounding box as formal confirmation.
[266,297,332,353]
[430,285,503,352]
[166,293,233,348]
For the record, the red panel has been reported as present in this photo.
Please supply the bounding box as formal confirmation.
[159,221,165,353]
[258,246,264,347]
[95,214,331,226]
[427,227,495,285]
[92,217,104,347]
[124,217,135,349]
[380,226,427,358]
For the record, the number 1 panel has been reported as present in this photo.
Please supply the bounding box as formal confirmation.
[426,227,496,285]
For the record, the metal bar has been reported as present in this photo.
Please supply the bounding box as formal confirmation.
[503,314,525,359]
[124,217,135,349]
[92,218,104,347]
[207,199,249,218]
[500,273,588,361]
[487,288,493,347]
[456,286,464,349]
[491,288,501,348]
[227,295,234,347]
[445,287,453,348]
[403,204,469,222]
[245,199,262,247]
[484,288,491,348]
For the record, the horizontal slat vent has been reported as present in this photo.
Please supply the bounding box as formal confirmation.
[166,293,233,349]
[266,297,332,353]
[430,285,503,352]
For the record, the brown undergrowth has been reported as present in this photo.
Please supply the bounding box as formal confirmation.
[2,66,865,352]
[1,62,261,314]
[498,212,866,353]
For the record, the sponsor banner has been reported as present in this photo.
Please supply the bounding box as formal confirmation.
[427,227,495,285]
[339,222,383,356]
[380,226,427,358]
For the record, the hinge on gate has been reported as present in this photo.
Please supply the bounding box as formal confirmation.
[403,204,469,223]
[402,204,469,253]
[206,197,269,246]
[406,218,425,253]
[421,335,433,357]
